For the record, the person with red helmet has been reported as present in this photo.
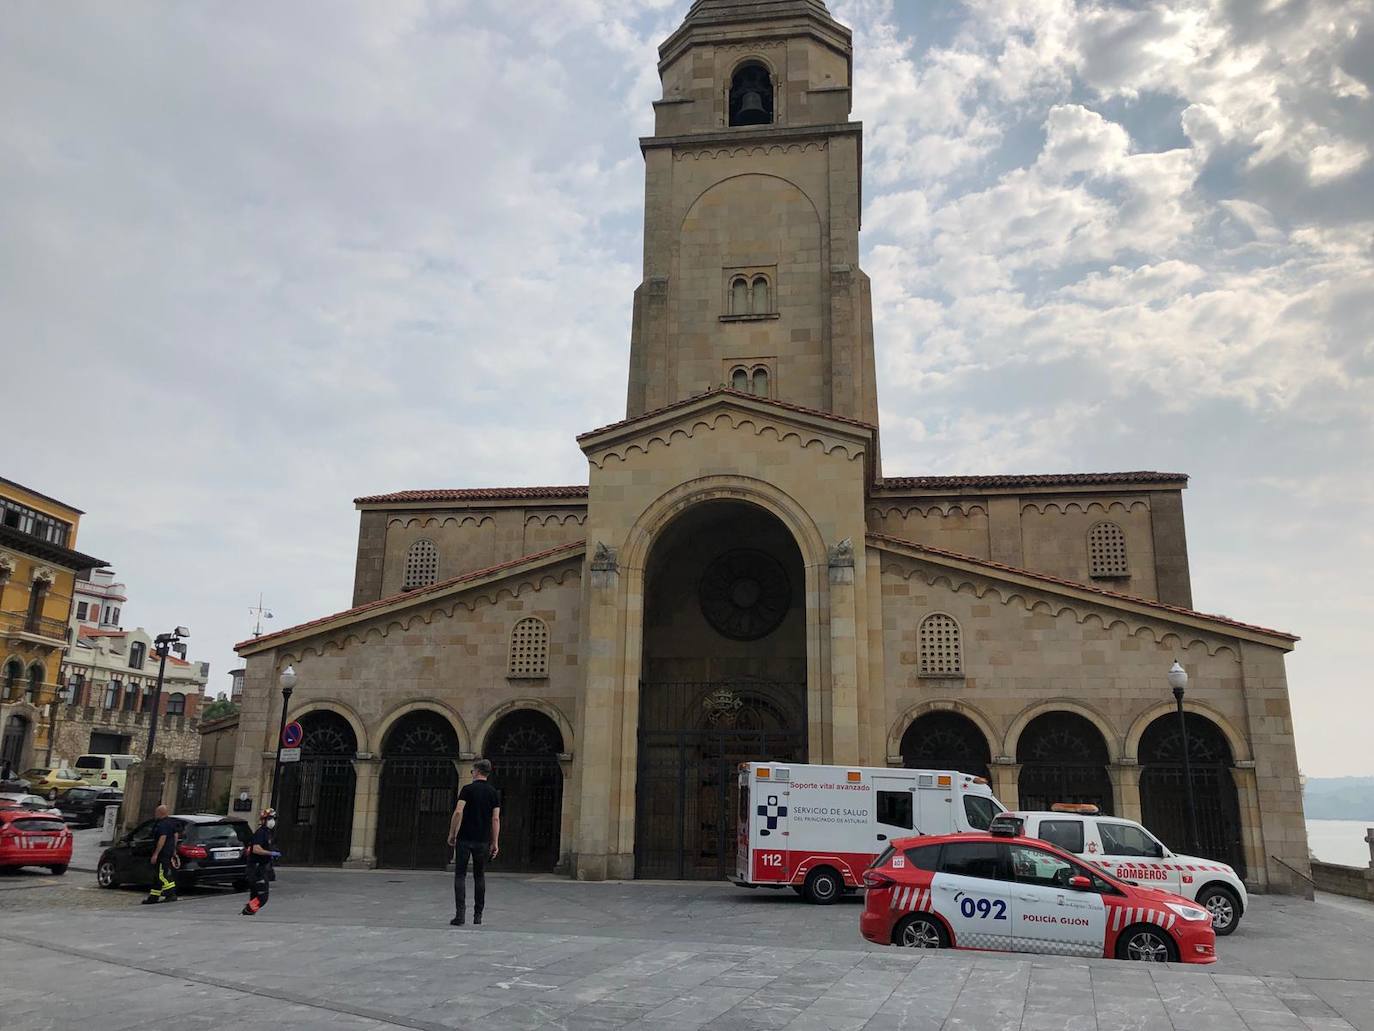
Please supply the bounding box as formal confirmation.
[241,807,281,916]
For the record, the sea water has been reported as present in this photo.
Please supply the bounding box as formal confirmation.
[1306,819,1373,867]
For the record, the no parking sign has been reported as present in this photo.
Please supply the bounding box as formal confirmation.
[282,720,304,748]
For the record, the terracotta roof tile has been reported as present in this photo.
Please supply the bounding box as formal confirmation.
[236,540,586,652]
[577,388,876,442]
[355,485,589,505]
[878,472,1188,491]
[867,532,1296,641]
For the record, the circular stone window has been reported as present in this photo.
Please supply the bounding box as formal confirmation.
[698,549,792,641]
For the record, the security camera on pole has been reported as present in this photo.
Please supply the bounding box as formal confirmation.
[145,627,190,758]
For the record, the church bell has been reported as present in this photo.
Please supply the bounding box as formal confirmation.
[735,88,769,125]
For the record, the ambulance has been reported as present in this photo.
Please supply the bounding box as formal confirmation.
[734,762,1005,903]
[995,807,1248,935]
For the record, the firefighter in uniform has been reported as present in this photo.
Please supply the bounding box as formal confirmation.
[241,807,281,916]
[143,804,180,904]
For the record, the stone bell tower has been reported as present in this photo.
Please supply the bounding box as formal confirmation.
[625,0,879,429]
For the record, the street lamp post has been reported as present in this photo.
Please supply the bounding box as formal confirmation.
[146,627,190,758]
[1167,660,1201,856]
[268,665,297,812]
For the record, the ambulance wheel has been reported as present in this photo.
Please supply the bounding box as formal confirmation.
[1116,925,1178,963]
[893,915,947,950]
[1197,884,1241,936]
[803,867,842,904]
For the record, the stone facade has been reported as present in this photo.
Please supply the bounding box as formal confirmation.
[232,0,1308,893]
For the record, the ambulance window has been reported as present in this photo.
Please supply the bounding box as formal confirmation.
[1038,819,1084,853]
[963,795,999,830]
[1099,822,1164,858]
[938,841,1008,880]
[903,844,940,871]
[876,790,914,830]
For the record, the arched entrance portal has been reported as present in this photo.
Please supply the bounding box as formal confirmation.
[1139,713,1246,876]
[1,714,27,773]
[636,501,807,880]
[376,710,460,869]
[900,711,991,780]
[276,711,357,866]
[484,709,563,872]
[1017,711,1114,814]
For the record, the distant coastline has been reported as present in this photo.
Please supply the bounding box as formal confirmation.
[1303,776,1374,821]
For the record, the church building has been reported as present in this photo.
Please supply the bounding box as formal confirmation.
[232,0,1309,890]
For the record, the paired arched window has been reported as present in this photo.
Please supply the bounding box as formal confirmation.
[2,660,20,702]
[167,693,186,716]
[25,665,42,704]
[729,364,771,397]
[508,617,550,678]
[729,62,774,126]
[729,274,772,316]
[402,538,439,591]
[918,613,963,677]
[1087,521,1129,578]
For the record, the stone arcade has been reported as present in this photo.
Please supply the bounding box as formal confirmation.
[231,0,1309,890]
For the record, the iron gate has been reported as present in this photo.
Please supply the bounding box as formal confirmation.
[376,758,459,869]
[636,682,805,881]
[277,757,356,866]
[490,758,562,871]
[175,763,212,812]
[1016,711,1115,814]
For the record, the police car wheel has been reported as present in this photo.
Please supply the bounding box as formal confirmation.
[1117,926,1178,963]
[894,915,947,950]
[1197,885,1240,935]
[804,868,841,904]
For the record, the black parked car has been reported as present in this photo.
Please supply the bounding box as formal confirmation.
[58,786,123,827]
[96,814,252,892]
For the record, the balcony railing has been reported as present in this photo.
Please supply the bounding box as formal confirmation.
[0,609,69,642]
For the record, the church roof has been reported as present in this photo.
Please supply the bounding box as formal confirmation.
[355,485,588,505]
[235,540,586,654]
[681,0,836,25]
[878,472,1189,492]
[578,387,876,443]
[867,532,1297,646]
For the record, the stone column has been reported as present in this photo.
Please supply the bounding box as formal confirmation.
[1111,760,1141,821]
[990,759,1020,811]
[344,755,380,870]
[828,540,860,765]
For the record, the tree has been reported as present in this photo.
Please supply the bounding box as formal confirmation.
[202,695,239,721]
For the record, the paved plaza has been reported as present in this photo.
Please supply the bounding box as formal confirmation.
[2,861,1372,1031]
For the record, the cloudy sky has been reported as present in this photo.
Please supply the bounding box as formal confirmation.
[3,0,1370,776]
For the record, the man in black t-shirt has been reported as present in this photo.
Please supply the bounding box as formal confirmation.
[446,759,501,926]
[142,804,181,904]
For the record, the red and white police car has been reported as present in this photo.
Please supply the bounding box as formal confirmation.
[859,820,1217,964]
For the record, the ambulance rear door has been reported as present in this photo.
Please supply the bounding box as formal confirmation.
[748,766,790,884]
[916,773,957,835]
[873,775,917,847]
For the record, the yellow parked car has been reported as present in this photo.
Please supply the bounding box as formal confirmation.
[23,768,88,801]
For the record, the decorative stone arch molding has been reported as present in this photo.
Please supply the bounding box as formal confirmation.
[474,699,574,762]
[31,565,57,585]
[677,172,823,236]
[374,700,472,758]
[286,699,370,756]
[1003,698,1122,761]
[886,699,999,764]
[1123,700,1251,764]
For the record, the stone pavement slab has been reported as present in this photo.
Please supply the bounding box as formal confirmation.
[2,869,1372,1030]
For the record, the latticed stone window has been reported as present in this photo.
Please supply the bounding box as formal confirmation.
[508,617,550,678]
[1087,521,1129,578]
[402,539,439,591]
[918,613,963,677]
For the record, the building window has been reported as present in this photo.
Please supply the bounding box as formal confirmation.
[167,693,186,716]
[25,665,42,704]
[402,539,439,591]
[728,273,774,316]
[111,607,120,625]
[918,613,963,677]
[76,602,88,621]
[68,673,85,706]
[508,617,550,678]
[732,277,749,315]
[729,62,774,127]
[129,642,146,670]
[2,660,19,702]
[25,580,48,632]
[122,683,137,712]
[752,275,769,313]
[142,685,156,713]
[1088,521,1129,578]
[728,364,771,398]
[0,498,70,547]
[104,682,118,710]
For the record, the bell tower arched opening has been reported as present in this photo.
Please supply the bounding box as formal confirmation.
[635,500,807,880]
[729,62,774,126]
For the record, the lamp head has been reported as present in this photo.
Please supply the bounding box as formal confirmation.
[1167,660,1188,693]
[174,626,190,638]
[279,665,298,692]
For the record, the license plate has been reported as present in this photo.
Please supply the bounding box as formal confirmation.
[212,848,241,861]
